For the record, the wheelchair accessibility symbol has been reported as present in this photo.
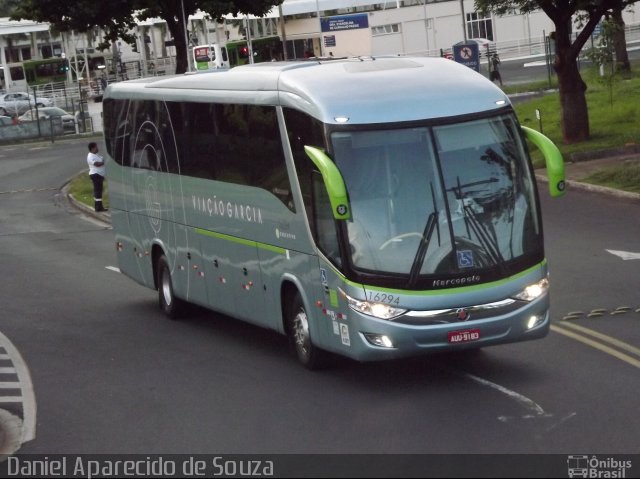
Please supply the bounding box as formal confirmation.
[457,250,474,268]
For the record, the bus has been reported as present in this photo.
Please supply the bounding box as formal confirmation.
[22,54,111,86]
[226,36,282,66]
[102,57,565,369]
[192,44,230,71]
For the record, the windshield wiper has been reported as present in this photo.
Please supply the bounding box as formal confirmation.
[452,176,505,271]
[408,211,438,288]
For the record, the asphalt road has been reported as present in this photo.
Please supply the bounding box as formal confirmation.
[485,48,640,86]
[0,140,639,463]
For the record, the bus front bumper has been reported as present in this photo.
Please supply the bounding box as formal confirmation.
[334,295,550,362]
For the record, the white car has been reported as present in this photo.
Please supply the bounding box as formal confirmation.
[19,107,76,133]
[0,92,52,116]
[454,38,496,57]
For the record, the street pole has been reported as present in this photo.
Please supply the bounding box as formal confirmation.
[279,5,288,60]
[77,76,85,133]
[422,0,430,54]
[316,0,324,57]
[460,0,467,42]
[245,17,254,64]
[181,0,192,72]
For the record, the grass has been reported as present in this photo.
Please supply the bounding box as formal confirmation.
[69,172,109,209]
[582,159,640,193]
[511,59,640,168]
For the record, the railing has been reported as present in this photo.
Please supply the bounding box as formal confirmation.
[406,20,640,61]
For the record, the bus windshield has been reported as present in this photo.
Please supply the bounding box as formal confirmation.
[331,114,541,286]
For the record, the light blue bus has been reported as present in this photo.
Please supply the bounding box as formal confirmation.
[103,57,565,368]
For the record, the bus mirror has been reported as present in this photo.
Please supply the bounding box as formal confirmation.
[522,126,566,198]
[304,146,351,220]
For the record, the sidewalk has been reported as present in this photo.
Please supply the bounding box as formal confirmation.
[535,152,640,201]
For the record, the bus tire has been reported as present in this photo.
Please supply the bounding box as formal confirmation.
[287,292,328,370]
[157,255,185,319]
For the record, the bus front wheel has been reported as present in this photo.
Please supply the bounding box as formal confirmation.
[157,255,185,319]
[287,293,327,370]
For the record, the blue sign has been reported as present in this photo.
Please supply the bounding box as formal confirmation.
[457,250,474,269]
[453,43,480,72]
[321,14,369,33]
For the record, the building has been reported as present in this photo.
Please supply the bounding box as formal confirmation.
[2,0,639,91]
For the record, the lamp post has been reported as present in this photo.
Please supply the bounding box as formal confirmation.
[460,0,467,42]
[315,0,324,57]
[77,76,84,133]
[181,0,192,72]
[245,16,254,64]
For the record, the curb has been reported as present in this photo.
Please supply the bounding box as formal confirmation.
[536,174,640,201]
[61,173,111,225]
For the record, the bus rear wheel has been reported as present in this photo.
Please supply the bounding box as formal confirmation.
[157,255,185,319]
[287,293,328,370]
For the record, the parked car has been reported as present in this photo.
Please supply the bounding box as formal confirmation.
[454,38,496,57]
[0,92,52,116]
[19,107,76,133]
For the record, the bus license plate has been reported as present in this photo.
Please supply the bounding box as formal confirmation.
[448,329,480,344]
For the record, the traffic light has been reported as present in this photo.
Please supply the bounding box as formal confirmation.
[58,59,70,73]
[239,46,249,58]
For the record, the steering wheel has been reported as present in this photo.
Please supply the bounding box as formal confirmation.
[379,232,423,250]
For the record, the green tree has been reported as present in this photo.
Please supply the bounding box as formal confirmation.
[11,0,139,51]
[0,0,19,17]
[474,0,630,144]
[586,18,621,106]
[11,0,282,74]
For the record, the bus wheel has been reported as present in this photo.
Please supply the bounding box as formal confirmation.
[288,293,327,369]
[157,255,184,319]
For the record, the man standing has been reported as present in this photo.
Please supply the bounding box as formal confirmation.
[488,53,503,87]
[87,142,107,212]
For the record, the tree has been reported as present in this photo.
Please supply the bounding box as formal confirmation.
[12,0,282,75]
[134,0,281,73]
[474,0,627,143]
[0,0,20,17]
[609,0,630,71]
[11,1,139,51]
[586,18,621,106]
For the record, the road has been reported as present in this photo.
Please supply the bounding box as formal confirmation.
[485,48,640,86]
[0,140,639,468]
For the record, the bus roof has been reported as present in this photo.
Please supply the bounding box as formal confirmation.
[105,57,510,124]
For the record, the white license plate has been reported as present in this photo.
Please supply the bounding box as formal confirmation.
[448,329,480,344]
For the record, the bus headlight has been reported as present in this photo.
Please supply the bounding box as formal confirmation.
[344,294,407,320]
[512,278,549,301]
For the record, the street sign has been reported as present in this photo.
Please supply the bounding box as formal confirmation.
[453,43,480,72]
